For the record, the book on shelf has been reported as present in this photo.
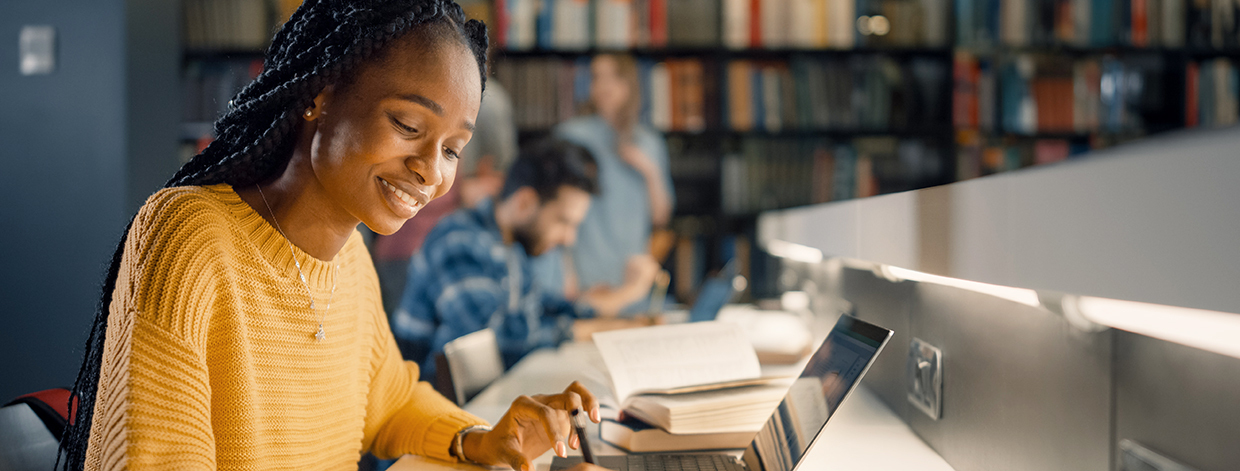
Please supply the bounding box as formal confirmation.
[182,58,264,129]
[600,415,756,452]
[955,51,1174,137]
[592,322,791,435]
[495,0,949,50]
[956,0,1192,47]
[183,0,274,50]
[724,55,949,133]
[721,137,943,214]
[1186,58,1239,127]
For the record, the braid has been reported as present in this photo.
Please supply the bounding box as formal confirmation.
[58,1,487,469]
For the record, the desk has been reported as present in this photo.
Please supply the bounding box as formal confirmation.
[391,342,955,471]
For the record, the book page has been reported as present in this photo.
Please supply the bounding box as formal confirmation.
[594,322,763,402]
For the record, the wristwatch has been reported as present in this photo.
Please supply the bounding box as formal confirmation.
[451,425,493,465]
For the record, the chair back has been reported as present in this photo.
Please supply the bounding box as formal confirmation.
[442,328,505,405]
[1,388,75,471]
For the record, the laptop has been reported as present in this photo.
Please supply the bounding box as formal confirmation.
[552,314,894,471]
[687,259,741,323]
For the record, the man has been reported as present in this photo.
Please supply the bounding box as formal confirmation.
[392,139,659,380]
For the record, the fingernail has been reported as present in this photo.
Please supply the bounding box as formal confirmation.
[592,407,601,423]
[556,440,567,458]
[572,434,580,449]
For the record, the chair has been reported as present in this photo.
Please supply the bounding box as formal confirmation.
[0,388,74,471]
[436,328,505,406]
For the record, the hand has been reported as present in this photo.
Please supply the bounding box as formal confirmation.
[463,381,601,471]
[623,254,659,289]
[617,143,658,177]
[572,316,659,341]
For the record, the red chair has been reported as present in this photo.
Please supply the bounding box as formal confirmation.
[0,388,76,471]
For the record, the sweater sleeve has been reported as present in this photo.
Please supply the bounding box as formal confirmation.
[364,301,489,461]
[86,189,226,470]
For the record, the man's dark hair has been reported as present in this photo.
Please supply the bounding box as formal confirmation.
[500,139,600,202]
[60,1,487,469]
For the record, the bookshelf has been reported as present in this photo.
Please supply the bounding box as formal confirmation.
[178,0,294,163]
[951,0,1240,177]
[177,0,1240,299]
[485,0,958,299]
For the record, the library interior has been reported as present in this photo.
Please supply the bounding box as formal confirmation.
[1,0,1238,470]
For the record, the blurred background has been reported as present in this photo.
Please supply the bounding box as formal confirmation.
[2,2,1239,468]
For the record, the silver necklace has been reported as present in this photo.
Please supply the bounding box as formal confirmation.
[257,185,338,342]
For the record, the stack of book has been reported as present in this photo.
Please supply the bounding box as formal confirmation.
[592,322,792,453]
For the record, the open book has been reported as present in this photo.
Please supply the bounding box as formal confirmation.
[593,322,791,435]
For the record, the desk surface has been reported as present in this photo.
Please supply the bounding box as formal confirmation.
[392,343,955,471]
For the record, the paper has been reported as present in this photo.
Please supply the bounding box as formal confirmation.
[594,322,763,402]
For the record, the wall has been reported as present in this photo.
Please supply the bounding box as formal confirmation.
[760,126,1240,316]
[823,264,1113,471]
[766,131,1240,470]
[0,0,178,402]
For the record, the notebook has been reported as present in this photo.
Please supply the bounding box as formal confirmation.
[552,314,894,471]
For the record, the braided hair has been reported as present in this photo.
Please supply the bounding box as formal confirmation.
[57,1,487,468]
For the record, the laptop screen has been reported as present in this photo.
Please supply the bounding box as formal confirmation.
[688,260,739,323]
[743,315,893,471]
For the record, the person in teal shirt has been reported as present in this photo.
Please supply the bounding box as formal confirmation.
[534,54,674,309]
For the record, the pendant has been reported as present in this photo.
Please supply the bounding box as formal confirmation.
[315,324,326,342]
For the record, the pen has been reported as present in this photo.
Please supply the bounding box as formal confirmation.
[571,408,596,464]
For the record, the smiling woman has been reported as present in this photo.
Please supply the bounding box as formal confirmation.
[59,1,606,470]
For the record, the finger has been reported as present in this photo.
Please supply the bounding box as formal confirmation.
[500,443,533,471]
[520,396,571,456]
[564,381,601,423]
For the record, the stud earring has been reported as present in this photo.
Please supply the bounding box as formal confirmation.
[304,109,314,118]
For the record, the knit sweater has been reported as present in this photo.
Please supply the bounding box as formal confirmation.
[85,184,486,470]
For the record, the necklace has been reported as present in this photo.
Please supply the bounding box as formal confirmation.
[257,184,338,342]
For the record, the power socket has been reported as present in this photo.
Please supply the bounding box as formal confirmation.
[907,338,943,420]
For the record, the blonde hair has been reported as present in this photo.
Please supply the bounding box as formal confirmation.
[587,53,642,143]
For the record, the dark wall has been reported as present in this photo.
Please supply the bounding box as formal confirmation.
[0,0,178,402]
[825,262,1240,471]
[1114,332,1240,471]
[839,266,1114,471]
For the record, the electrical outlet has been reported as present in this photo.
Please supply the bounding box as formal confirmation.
[907,338,942,420]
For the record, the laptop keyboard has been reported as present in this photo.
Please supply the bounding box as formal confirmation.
[623,454,747,471]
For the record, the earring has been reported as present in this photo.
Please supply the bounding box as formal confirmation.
[304,109,313,118]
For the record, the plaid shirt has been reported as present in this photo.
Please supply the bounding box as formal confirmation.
[391,198,591,381]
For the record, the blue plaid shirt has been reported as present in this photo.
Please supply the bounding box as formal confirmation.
[391,198,591,381]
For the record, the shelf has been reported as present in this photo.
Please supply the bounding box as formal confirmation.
[517,128,953,139]
[958,45,1240,58]
[183,48,266,61]
[498,47,953,60]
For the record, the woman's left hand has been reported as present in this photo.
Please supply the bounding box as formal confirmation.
[462,381,601,471]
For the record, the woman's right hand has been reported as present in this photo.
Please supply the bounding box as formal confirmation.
[462,381,600,471]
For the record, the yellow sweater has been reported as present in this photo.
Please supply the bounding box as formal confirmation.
[85,184,486,470]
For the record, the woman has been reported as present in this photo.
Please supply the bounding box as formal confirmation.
[59,1,605,470]
[535,54,672,308]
